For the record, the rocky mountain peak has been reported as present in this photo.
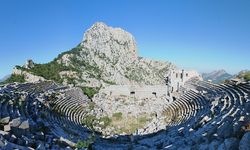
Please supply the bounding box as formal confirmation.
[81,22,138,63]
[23,59,35,69]
[202,69,232,83]
[9,22,176,86]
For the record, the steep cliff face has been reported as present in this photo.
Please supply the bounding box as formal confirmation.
[82,22,138,64]
[12,22,175,87]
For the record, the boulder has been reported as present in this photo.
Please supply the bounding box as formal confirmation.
[233,122,244,138]
[0,130,9,136]
[198,143,209,150]
[217,121,233,138]
[17,137,25,146]
[223,138,239,150]
[133,145,151,150]
[239,132,250,150]
[199,115,211,125]
[5,141,30,150]
[59,137,76,148]
[0,117,10,124]
[3,124,10,132]
[19,120,29,130]
[209,140,221,150]
[244,102,250,112]
[0,135,5,147]
[9,134,17,143]
[35,132,45,141]
[36,142,46,150]
[10,118,21,127]
[177,146,191,150]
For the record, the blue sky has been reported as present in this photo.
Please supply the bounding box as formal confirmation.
[0,0,250,78]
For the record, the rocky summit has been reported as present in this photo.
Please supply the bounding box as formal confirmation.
[12,22,175,87]
[0,22,250,150]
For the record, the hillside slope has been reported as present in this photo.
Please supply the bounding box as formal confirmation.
[237,70,250,81]
[9,22,175,89]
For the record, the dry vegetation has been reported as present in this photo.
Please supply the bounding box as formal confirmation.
[108,113,152,135]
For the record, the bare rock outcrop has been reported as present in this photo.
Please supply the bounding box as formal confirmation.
[82,22,137,64]
[56,22,176,86]
[13,67,45,83]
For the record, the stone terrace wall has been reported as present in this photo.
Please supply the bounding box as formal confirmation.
[101,85,167,99]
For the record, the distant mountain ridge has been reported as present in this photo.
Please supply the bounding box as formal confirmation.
[0,74,10,82]
[202,70,233,83]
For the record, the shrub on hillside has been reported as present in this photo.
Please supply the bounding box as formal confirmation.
[244,72,250,81]
[112,112,123,121]
[2,74,25,84]
[81,87,99,99]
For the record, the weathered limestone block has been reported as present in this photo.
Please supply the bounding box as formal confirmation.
[209,140,221,150]
[0,135,5,147]
[233,121,245,137]
[239,132,250,150]
[19,120,29,130]
[198,144,209,150]
[10,118,21,127]
[9,134,17,143]
[36,142,46,150]
[59,137,76,148]
[0,130,9,136]
[3,124,10,132]
[35,132,45,141]
[217,121,233,138]
[0,117,10,124]
[16,137,26,146]
[218,138,239,150]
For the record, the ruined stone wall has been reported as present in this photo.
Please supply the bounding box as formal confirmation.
[167,69,201,93]
[101,85,167,99]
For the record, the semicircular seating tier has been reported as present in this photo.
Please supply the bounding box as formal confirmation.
[0,80,250,149]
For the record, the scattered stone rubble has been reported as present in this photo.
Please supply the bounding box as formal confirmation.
[0,79,249,149]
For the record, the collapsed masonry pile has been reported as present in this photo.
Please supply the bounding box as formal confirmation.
[0,80,250,149]
[158,80,250,149]
[0,82,92,149]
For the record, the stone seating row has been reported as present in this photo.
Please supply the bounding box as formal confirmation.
[164,90,209,126]
[0,82,91,149]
